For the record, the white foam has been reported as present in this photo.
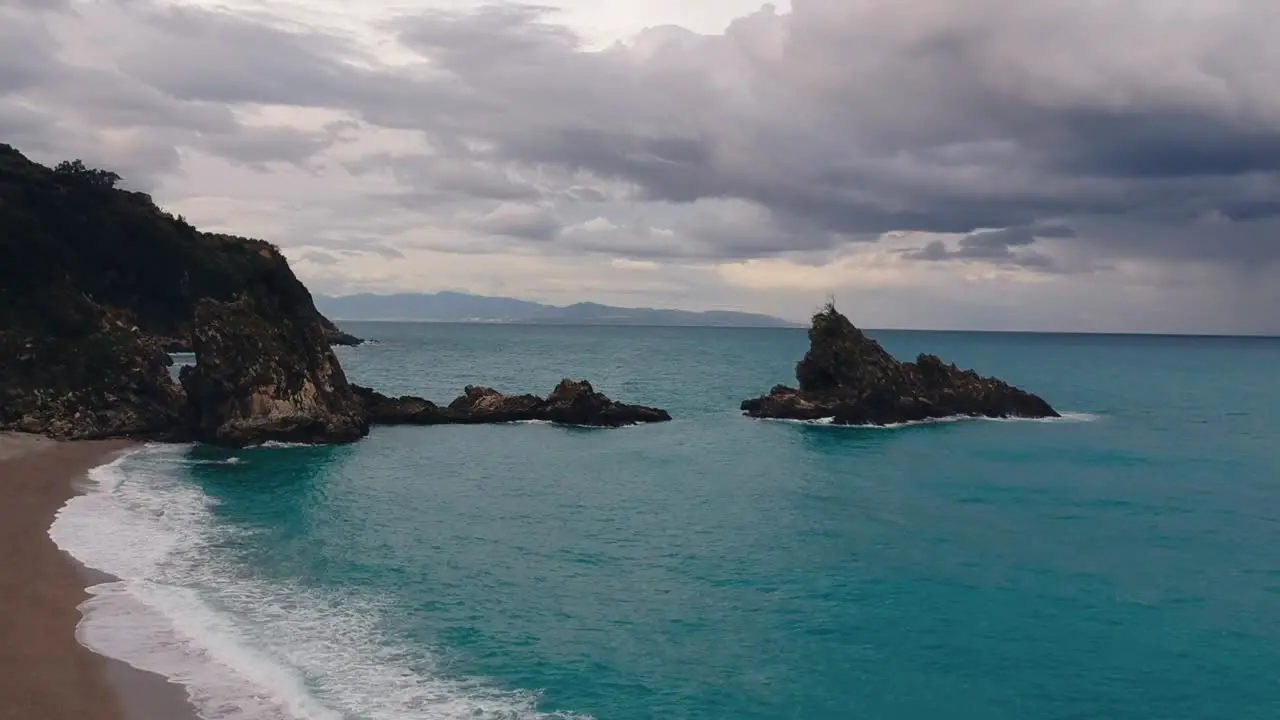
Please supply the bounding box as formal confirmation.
[186,457,244,466]
[50,444,589,720]
[761,411,1099,429]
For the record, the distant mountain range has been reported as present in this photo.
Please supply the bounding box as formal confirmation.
[314,292,797,327]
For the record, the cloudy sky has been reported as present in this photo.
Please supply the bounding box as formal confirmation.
[3,0,1278,333]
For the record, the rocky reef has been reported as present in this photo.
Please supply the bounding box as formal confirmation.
[357,380,671,428]
[742,304,1058,425]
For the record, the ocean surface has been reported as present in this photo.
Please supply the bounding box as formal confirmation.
[50,323,1280,719]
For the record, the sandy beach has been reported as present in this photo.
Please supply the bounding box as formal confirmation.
[0,433,197,720]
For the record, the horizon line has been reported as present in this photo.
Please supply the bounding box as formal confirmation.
[325,318,1280,340]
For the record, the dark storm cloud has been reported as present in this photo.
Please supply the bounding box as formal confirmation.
[373,1,1280,266]
[5,0,1280,272]
[902,223,1077,267]
[0,1,374,179]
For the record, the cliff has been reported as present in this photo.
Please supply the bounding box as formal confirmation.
[181,296,368,446]
[0,144,361,442]
[0,145,358,351]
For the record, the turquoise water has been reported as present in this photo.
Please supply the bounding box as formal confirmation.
[53,325,1280,719]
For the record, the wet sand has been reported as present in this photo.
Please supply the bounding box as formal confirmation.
[0,433,197,720]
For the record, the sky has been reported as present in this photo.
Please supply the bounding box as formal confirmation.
[2,0,1278,333]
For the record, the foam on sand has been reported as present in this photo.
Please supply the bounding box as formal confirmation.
[50,444,587,720]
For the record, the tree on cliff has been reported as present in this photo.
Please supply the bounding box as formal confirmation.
[53,159,121,189]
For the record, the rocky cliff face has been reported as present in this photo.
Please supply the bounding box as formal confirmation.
[742,304,1058,425]
[357,380,671,427]
[0,144,362,443]
[180,296,369,447]
[0,288,185,440]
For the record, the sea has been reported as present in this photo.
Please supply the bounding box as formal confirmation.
[49,323,1280,720]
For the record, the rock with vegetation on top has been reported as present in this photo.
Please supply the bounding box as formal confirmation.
[180,296,369,446]
[0,144,365,442]
[741,303,1059,425]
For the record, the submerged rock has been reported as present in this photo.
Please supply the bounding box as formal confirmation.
[741,304,1058,425]
[181,296,369,446]
[357,380,671,427]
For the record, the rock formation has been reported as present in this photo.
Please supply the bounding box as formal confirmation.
[447,386,547,424]
[180,296,369,447]
[0,144,365,443]
[0,293,185,440]
[540,379,672,427]
[357,380,671,427]
[741,303,1058,425]
[352,386,446,425]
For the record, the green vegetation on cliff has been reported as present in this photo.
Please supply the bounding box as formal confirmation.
[0,143,358,439]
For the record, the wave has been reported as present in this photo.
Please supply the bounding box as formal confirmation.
[762,411,1099,429]
[50,444,587,720]
[186,456,244,466]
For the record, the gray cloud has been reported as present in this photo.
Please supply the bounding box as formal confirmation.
[362,1,1280,266]
[901,223,1079,266]
[298,250,341,266]
[471,203,561,241]
[3,0,1280,332]
[199,122,351,171]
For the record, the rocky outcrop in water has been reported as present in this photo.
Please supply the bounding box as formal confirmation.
[352,386,446,425]
[540,379,672,426]
[741,304,1058,425]
[180,296,369,446]
[357,380,671,427]
[447,386,547,424]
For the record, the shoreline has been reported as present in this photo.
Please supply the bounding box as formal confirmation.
[0,433,198,720]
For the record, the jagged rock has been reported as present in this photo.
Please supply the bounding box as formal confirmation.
[357,380,671,427]
[180,296,369,446]
[325,328,365,347]
[742,304,1058,425]
[158,327,363,355]
[540,379,672,427]
[352,385,447,424]
[447,386,545,423]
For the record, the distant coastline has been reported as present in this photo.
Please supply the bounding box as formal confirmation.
[314,292,799,328]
